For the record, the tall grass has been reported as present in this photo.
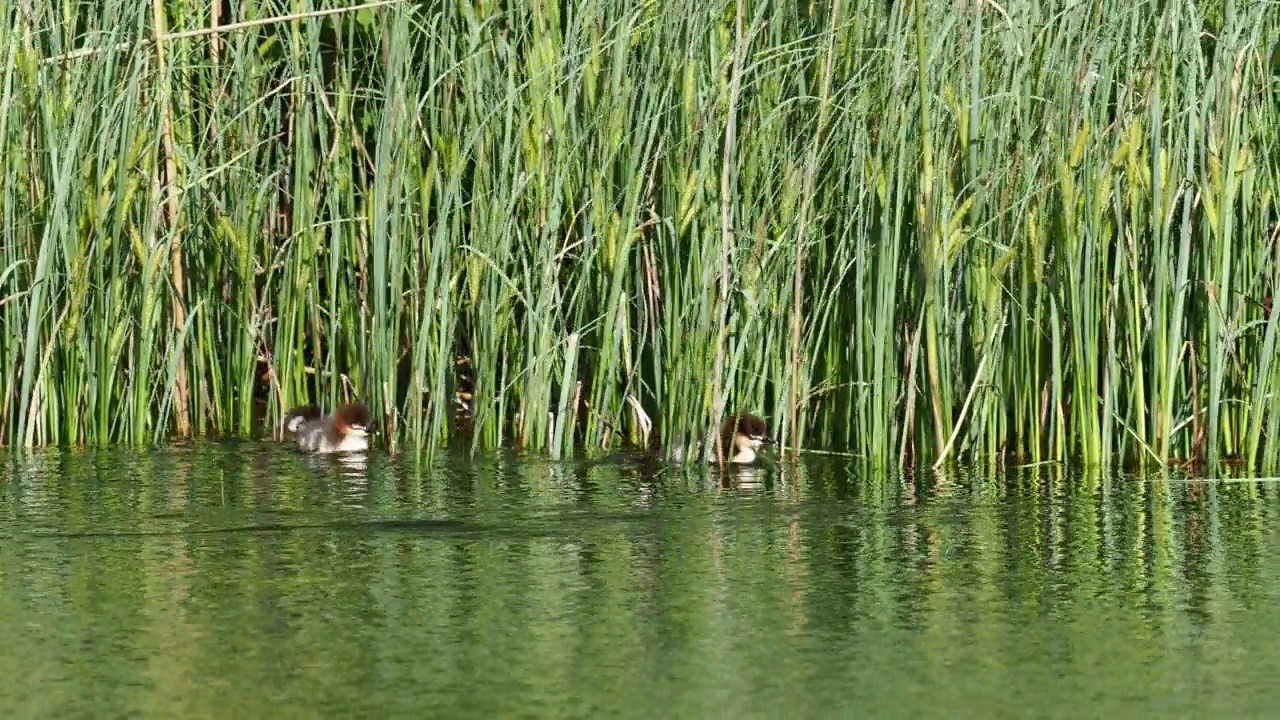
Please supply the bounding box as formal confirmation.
[1,0,1278,471]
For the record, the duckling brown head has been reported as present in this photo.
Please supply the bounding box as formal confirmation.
[333,403,372,438]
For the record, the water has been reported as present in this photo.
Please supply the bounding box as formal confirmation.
[2,442,1279,718]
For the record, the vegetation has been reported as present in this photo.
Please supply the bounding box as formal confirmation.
[1,0,1278,470]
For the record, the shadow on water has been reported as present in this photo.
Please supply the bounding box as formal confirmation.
[1,441,1279,718]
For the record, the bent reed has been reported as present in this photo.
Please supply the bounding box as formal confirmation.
[2,0,1278,471]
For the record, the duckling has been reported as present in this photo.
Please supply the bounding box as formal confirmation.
[720,413,772,464]
[282,403,371,453]
[280,404,323,439]
[666,413,773,464]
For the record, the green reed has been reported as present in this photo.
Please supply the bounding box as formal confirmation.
[1,0,1278,471]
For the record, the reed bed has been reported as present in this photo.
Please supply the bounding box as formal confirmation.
[1,0,1278,470]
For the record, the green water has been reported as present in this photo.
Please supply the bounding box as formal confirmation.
[2,443,1279,718]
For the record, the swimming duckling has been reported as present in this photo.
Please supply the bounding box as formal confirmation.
[282,403,371,453]
[719,413,772,464]
[280,404,323,440]
[665,413,773,464]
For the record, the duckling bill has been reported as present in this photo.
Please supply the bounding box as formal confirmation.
[281,403,371,453]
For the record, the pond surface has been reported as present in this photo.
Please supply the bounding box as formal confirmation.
[1,442,1279,718]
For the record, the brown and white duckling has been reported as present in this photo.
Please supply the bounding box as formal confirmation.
[282,403,371,453]
[719,413,772,464]
[280,404,322,440]
[665,413,773,464]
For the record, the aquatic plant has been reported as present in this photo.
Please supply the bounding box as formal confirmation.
[2,0,1278,471]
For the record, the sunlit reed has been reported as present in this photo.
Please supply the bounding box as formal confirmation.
[2,0,1278,471]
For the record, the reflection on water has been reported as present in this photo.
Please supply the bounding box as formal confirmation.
[2,443,1280,718]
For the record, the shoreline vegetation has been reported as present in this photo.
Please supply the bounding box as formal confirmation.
[1,0,1278,470]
